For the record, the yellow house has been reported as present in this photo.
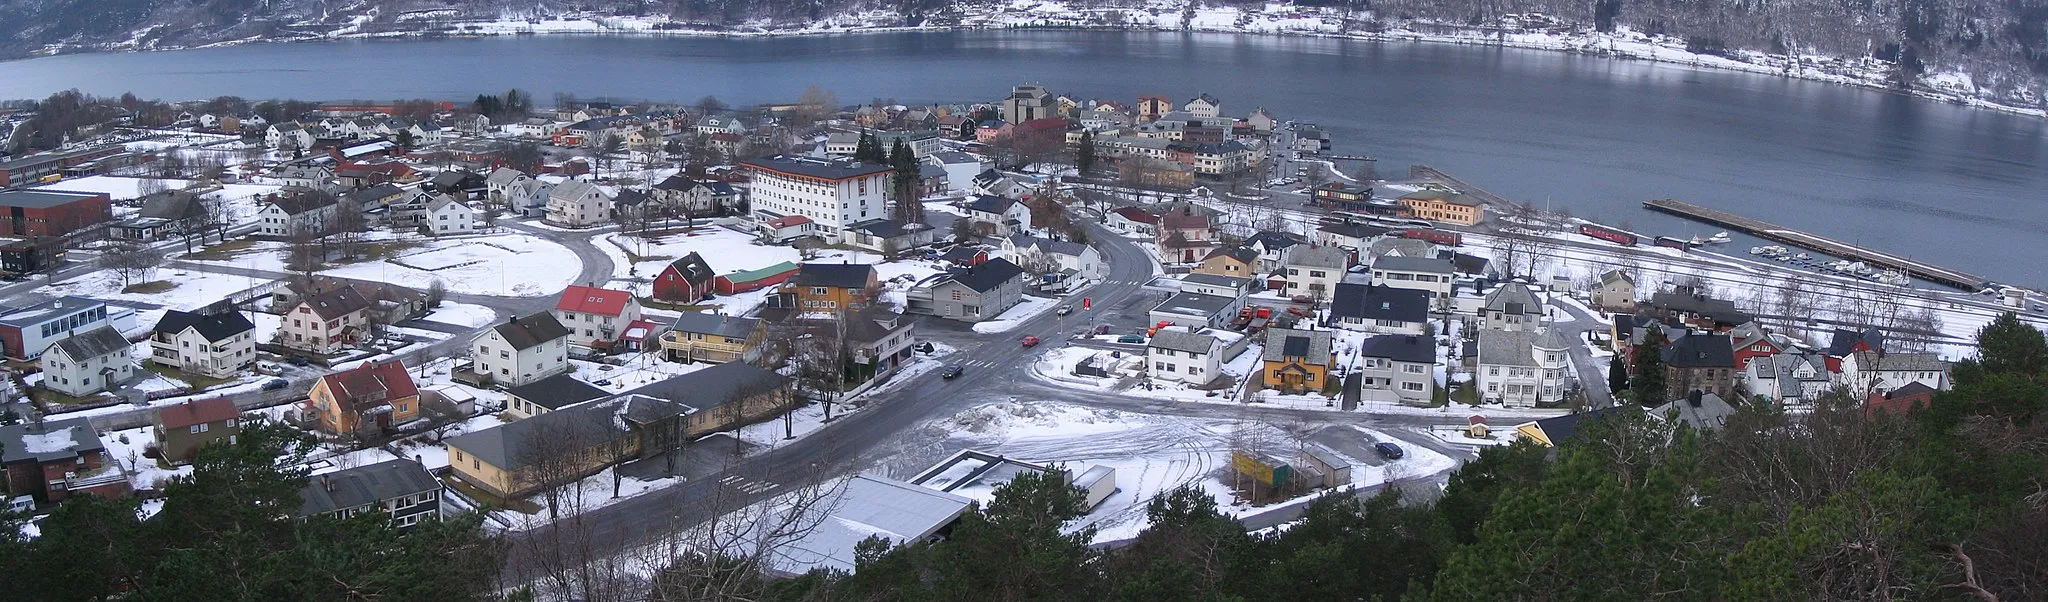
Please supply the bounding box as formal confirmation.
[304,360,419,439]
[1261,328,1334,394]
[1398,187,1486,226]
[658,313,764,364]
[782,263,879,312]
[1195,245,1260,279]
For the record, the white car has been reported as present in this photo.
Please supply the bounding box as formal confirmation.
[1057,305,1073,316]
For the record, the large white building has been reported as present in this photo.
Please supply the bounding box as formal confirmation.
[149,310,257,379]
[741,156,894,240]
[470,312,571,388]
[1148,327,1223,384]
[1476,327,1572,408]
[40,327,135,397]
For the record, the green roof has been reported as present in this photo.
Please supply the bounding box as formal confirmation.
[722,261,800,284]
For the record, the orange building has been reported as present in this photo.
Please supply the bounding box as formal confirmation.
[306,360,420,438]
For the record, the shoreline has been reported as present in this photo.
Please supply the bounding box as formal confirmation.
[15,16,2045,119]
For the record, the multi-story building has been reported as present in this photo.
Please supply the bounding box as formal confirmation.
[39,326,134,398]
[1149,327,1222,384]
[255,189,340,237]
[1326,283,1430,336]
[1183,93,1221,118]
[1397,188,1486,226]
[153,398,240,465]
[1280,246,1350,301]
[0,296,136,360]
[1002,84,1057,123]
[306,359,419,438]
[552,285,644,348]
[467,312,571,388]
[544,180,614,228]
[0,190,113,238]
[279,285,371,355]
[907,258,1026,322]
[299,459,442,531]
[1481,282,1546,331]
[659,312,764,364]
[783,263,880,312]
[0,418,129,503]
[1356,334,1436,405]
[1477,327,1573,408]
[1261,327,1335,394]
[149,309,256,379]
[1369,255,1457,299]
[742,156,894,240]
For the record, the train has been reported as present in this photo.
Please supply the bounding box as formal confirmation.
[1401,228,1462,246]
[1652,236,1691,250]
[1578,223,1639,246]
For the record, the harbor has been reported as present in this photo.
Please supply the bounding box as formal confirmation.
[1643,198,1991,290]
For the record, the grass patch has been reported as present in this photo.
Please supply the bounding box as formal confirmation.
[30,386,118,406]
[332,240,424,265]
[144,362,228,391]
[442,474,543,515]
[182,239,258,261]
[635,296,721,313]
[626,252,673,264]
[1451,382,1481,406]
[123,280,178,294]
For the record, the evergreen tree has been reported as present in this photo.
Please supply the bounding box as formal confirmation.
[1631,327,1668,406]
[1076,130,1096,175]
[1607,353,1630,394]
[888,139,924,223]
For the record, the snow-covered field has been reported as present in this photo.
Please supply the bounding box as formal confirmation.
[969,295,1063,333]
[423,302,499,328]
[603,227,799,283]
[186,233,582,297]
[35,176,190,201]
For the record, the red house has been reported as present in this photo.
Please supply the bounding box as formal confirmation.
[2,417,130,504]
[654,252,716,304]
[1865,381,1935,419]
[713,261,801,296]
[0,190,113,238]
[1729,324,1780,370]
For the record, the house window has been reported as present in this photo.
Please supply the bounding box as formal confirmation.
[1487,367,1500,376]
[191,423,207,434]
[1402,364,1425,374]
[1401,381,1425,392]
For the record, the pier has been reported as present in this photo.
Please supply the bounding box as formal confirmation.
[1643,198,1990,290]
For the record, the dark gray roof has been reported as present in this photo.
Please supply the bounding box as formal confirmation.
[0,418,103,464]
[492,312,571,350]
[1483,283,1542,316]
[138,191,204,221]
[1244,230,1305,251]
[506,373,613,411]
[266,189,338,216]
[849,219,923,239]
[447,394,691,471]
[964,195,1019,215]
[1203,245,1260,265]
[946,258,1025,293]
[300,459,438,517]
[653,175,698,191]
[1372,255,1455,274]
[613,189,651,207]
[795,263,878,289]
[299,285,372,320]
[666,252,715,285]
[1527,406,1636,445]
[1262,328,1333,363]
[1651,392,1738,430]
[1328,283,1429,323]
[623,362,790,409]
[0,190,104,209]
[1180,273,1252,289]
[1664,333,1737,368]
[50,326,129,361]
[1149,328,1218,355]
[668,312,760,339]
[1827,326,1885,357]
[153,309,256,342]
[1648,288,1752,325]
[343,183,405,206]
[1319,222,1391,241]
[743,155,893,181]
[1152,291,1238,318]
[1359,334,1434,364]
[1288,246,1350,269]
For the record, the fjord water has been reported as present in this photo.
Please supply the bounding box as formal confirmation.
[3,31,2045,285]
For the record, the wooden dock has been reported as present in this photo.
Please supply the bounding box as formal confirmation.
[1643,199,1989,290]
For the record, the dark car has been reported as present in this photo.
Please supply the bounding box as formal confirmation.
[263,378,289,391]
[942,366,964,379]
[288,355,311,367]
[1374,442,1405,460]
[592,379,612,386]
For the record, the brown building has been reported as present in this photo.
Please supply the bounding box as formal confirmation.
[1195,245,1260,278]
[153,397,241,465]
[306,360,420,438]
[781,263,879,312]
[1,418,129,503]
[1663,332,1738,400]
[0,190,114,238]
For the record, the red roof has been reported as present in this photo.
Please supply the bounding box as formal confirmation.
[1112,207,1158,224]
[555,285,634,317]
[766,215,814,229]
[710,132,742,142]
[319,360,418,410]
[159,397,237,430]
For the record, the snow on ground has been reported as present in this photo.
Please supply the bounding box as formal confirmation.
[35,176,190,201]
[492,466,683,530]
[603,227,799,284]
[423,302,498,328]
[1029,345,1131,391]
[102,425,192,492]
[970,295,1062,334]
[186,233,581,297]
[569,354,713,394]
[1421,424,1515,448]
[42,266,270,311]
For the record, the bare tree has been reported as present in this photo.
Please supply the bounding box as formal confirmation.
[285,225,324,279]
[425,279,447,309]
[97,241,162,288]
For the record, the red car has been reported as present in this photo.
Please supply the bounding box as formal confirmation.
[1021,336,1041,347]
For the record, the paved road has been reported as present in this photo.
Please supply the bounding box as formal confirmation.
[1547,297,1617,409]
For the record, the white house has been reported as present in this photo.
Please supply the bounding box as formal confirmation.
[1356,334,1436,405]
[406,122,443,146]
[1243,230,1306,273]
[741,156,893,239]
[545,180,614,228]
[1476,327,1572,408]
[1326,283,1430,336]
[149,310,257,380]
[1280,246,1350,301]
[696,115,749,137]
[1369,255,1457,299]
[923,152,989,194]
[256,191,340,237]
[1148,327,1222,384]
[1183,93,1221,118]
[425,196,475,235]
[1480,282,1546,331]
[1837,351,1951,396]
[1745,351,1834,405]
[551,285,645,348]
[1006,235,1104,282]
[266,122,314,149]
[484,168,530,208]
[470,313,572,387]
[280,286,371,355]
[275,165,334,189]
[964,195,1032,238]
[40,327,134,397]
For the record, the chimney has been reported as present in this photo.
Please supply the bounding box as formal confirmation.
[321,476,333,492]
[1687,390,1704,407]
[507,315,517,325]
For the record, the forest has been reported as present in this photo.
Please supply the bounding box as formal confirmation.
[6,312,2044,601]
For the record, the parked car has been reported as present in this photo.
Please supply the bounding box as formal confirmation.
[1094,324,1112,335]
[1057,305,1072,316]
[1020,336,1041,347]
[942,366,964,379]
[287,355,310,367]
[592,379,612,386]
[263,378,289,391]
[254,363,283,376]
[1118,334,1146,343]
[1374,442,1405,460]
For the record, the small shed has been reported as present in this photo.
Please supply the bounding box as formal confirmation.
[1296,444,1352,488]
[1466,415,1490,438]
[1072,465,1117,509]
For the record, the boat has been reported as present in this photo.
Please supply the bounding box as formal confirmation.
[1707,232,1731,244]
[1688,235,1709,246]
[1749,246,1766,255]
[1794,253,1811,260]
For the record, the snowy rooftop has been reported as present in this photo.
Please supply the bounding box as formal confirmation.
[769,475,973,575]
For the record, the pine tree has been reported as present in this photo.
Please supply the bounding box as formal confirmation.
[1076,130,1096,175]
[1607,353,1630,394]
[1631,328,1668,406]
[888,139,923,223]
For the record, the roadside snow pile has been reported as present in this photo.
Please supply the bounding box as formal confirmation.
[936,400,1137,438]
[969,295,1062,334]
